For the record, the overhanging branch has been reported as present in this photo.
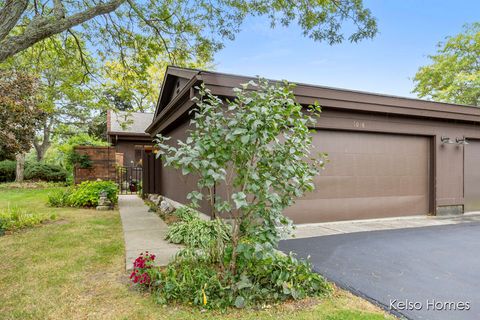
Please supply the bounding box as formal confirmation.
[0,0,125,62]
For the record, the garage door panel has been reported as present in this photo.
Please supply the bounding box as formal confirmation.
[291,195,430,223]
[285,131,431,223]
[464,140,480,212]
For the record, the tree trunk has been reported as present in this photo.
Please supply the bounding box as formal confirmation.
[34,143,48,162]
[0,0,125,62]
[15,153,25,182]
[33,116,54,161]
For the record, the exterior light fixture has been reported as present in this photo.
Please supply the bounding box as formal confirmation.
[440,136,455,144]
[456,137,469,145]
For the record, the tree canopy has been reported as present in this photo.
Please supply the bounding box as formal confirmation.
[0,70,44,158]
[0,0,377,64]
[413,23,480,106]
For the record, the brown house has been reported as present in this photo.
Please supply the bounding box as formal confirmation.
[107,110,154,167]
[146,66,480,224]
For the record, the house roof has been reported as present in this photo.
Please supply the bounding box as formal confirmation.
[107,110,154,137]
[146,66,480,136]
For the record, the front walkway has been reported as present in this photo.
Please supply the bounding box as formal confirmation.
[118,195,182,270]
[290,212,480,239]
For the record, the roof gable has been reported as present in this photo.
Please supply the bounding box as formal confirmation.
[153,66,200,118]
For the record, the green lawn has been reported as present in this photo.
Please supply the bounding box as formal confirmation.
[0,186,393,320]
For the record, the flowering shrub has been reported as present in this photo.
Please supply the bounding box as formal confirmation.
[130,252,156,287]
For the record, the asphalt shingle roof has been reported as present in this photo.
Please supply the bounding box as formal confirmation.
[108,111,153,135]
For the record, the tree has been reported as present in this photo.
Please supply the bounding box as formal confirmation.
[413,23,480,106]
[1,34,98,161]
[0,70,44,181]
[155,80,324,275]
[101,35,212,112]
[0,0,377,63]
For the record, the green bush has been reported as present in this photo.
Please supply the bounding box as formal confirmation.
[47,188,73,207]
[67,180,118,207]
[166,211,230,249]
[0,207,56,235]
[135,245,331,309]
[173,206,200,221]
[24,162,67,182]
[0,160,16,182]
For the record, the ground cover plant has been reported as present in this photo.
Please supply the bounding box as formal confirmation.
[166,212,231,249]
[135,80,330,308]
[0,206,56,235]
[0,187,392,319]
[48,180,117,208]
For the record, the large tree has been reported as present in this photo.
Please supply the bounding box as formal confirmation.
[0,0,377,64]
[413,23,480,106]
[2,34,98,161]
[0,70,44,181]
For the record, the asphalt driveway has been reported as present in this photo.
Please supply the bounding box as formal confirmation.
[279,222,480,320]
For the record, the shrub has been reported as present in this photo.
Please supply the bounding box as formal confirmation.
[47,188,73,207]
[150,80,329,309]
[0,160,16,182]
[131,246,331,309]
[166,217,231,249]
[68,180,118,207]
[67,152,92,169]
[233,242,331,304]
[173,206,199,221]
[0,207,56,235]
[24,162,67,182]
[155,80,324,275]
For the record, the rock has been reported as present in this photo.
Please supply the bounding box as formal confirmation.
[159,200,175,214]
[96,190,112,211]
[153,195,163,206]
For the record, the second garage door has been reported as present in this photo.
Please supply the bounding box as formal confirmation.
[464,140,480,212]
[285,130,431,223]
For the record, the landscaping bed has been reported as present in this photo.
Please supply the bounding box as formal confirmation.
[0,187,392,319]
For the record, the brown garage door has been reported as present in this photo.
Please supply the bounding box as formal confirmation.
[285,130,431,223]
[464,140,480,212]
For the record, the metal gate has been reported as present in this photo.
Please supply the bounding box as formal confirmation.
[116,166,143,194]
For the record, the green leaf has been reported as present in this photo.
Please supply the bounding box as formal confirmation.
[234,296,245,308]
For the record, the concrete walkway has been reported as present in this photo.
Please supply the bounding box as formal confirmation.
[290,212,480,239]
[118,195,182,270]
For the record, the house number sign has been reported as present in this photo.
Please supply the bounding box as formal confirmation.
[353,121,366,128]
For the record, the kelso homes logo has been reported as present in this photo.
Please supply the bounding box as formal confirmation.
[389,299,471,311]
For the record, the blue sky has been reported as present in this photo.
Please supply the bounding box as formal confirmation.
[214,0,480,98]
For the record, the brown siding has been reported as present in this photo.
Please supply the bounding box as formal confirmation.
[149,67,480,223]
[114,141,153,167]
[159,120,212,214]
[114,141,137,166]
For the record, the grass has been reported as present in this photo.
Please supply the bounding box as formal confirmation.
[0,186,394,320]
